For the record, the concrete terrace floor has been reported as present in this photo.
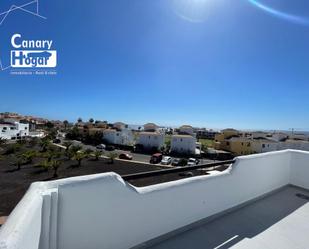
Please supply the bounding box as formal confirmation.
[143,186,309,249]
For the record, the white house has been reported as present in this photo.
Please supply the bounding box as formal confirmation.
[103,127,133,146]
[137,132,164,150]
[179,125,194,136]
[270,132,289,142]
[113,122,126,131]
[251,138,279,153]
[0,121,29,140]
[171,134,197,155]
[143,123,158,132]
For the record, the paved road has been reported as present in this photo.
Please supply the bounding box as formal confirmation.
[58,139,219,165]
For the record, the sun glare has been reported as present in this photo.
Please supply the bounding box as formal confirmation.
[171,0,217,23]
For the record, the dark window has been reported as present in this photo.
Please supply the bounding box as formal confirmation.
[262,144,265,148]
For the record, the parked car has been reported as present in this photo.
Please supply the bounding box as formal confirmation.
[96,144,106,150]
[172,158,188,166]
[187,158,199,166]
[53,138,61,144]
[105,145,115,151]
[161,156,172,165]
[119,153,133,160]
[171,158,180,166]
[150,153,163,164]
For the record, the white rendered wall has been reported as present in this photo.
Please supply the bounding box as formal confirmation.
[138,133,164,149]
[56,151,291,249]
[171,135,196,154]
[2,150,309,249]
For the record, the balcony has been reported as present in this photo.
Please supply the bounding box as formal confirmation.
[1,150,309,249]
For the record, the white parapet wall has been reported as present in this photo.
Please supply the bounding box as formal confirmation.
[1,150,309,249]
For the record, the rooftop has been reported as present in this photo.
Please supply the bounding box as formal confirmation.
[144,186,309,249]
[1,150,309,249]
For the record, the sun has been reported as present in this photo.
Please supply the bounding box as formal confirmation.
[171,0,217,23]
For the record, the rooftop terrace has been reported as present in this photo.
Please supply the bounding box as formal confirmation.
[1,149,309,249]
[143,186,309,249]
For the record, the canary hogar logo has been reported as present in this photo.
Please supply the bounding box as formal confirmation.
[10,33,57,68]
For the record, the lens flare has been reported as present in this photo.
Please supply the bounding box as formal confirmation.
[171,0,218,23]
[248,0,309,26]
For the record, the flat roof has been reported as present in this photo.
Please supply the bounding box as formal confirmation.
[140,132,161,135]
[143,186,309,249]
[172,134,194,138]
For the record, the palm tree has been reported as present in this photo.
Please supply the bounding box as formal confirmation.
[50,160,62,178]
[107,152,118,164]
[40,138,50,152]
[35,159,50,172]
[28,137,38,148]
[0,137,7,147]
[63,120,69,129]
[85,148,93,158]
[17,138,27,146]
[89,118,94,123]
[72,151,86,167]
[4,143,21,155]
[21,150,37,164]
[13,157,25,170]
[42,150,60,162]
[70,145,82,153]
[94,150,102,161]
[63,141,73,151]
[77,118,82,123]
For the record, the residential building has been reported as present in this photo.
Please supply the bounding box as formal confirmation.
[171,134,197,155]
[214,129,309,155]
[196,129,217,139]
[103,122,133,146]
[0,121,29,140]
[143,123,158,132]
[137,123,164,150]
[178,125,194,136]
[251,138,279,153]
[269,132,289,142]
[3,150,309,249]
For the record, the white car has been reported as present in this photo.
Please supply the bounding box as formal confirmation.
[161,156,172,165]
[96,144,106,150]
[187,158,199,166]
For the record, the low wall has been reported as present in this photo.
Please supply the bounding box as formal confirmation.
[0,183,44,249]
[57,150,291,249]
[290,150,309,189]
[1,150,309,249]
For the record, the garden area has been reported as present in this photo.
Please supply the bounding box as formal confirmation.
[0,137,209,216]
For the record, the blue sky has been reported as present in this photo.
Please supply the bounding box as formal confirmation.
[0,0,309,130]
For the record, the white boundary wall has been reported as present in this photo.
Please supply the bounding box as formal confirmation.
[1,150,309,249]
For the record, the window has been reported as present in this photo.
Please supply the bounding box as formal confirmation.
[262,144,265,148]
[247,142,250,147]
[180,138,183,142]
[241,142,244,146]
